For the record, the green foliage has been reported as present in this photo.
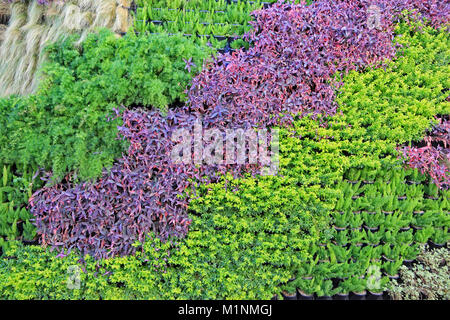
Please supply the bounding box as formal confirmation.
[339,276,366,294]
[134,0,258,49]
[183,174,326,299]
[0,30,213,181]
[0,164,41,252]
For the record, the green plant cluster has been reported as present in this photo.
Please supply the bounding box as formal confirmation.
[0,164,41,254]
[133,0,265,49]
[388,245,449,300]
[286,168,449,297]
[0,29,213,181]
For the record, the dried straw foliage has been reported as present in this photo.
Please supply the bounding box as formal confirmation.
[0,0,133,97]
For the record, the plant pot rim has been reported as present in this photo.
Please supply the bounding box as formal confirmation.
[297,289,314,297]
[429,241,446,246]
[281,291,297,298]
[316,295,333,299]
[368,290,384,295]
[337,292,349,296]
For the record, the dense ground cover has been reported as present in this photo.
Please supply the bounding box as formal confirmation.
[0,0,448,300]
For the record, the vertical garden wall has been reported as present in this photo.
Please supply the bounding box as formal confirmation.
[0,0,448,300]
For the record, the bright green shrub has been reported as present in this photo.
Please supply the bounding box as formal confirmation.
[0,29,213,181]
[178,175,327,299]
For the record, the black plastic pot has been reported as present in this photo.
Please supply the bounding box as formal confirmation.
[400,226,411,231]
[412,225,423,231]
[367,291,384,300]
[402,259,414,268]
[213,35,227,41]
[297,288,314,300]
[331,278,340,288]
[22,239,39,246]
[350,291,367,300]
[364,225,379,232]
[334,293,349,300]
[316,295,333,300]
[334,226,347,232]
[271,294,278,300]
[428,240,446,250]
[384,273,399,280]
[281,291,297,300]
